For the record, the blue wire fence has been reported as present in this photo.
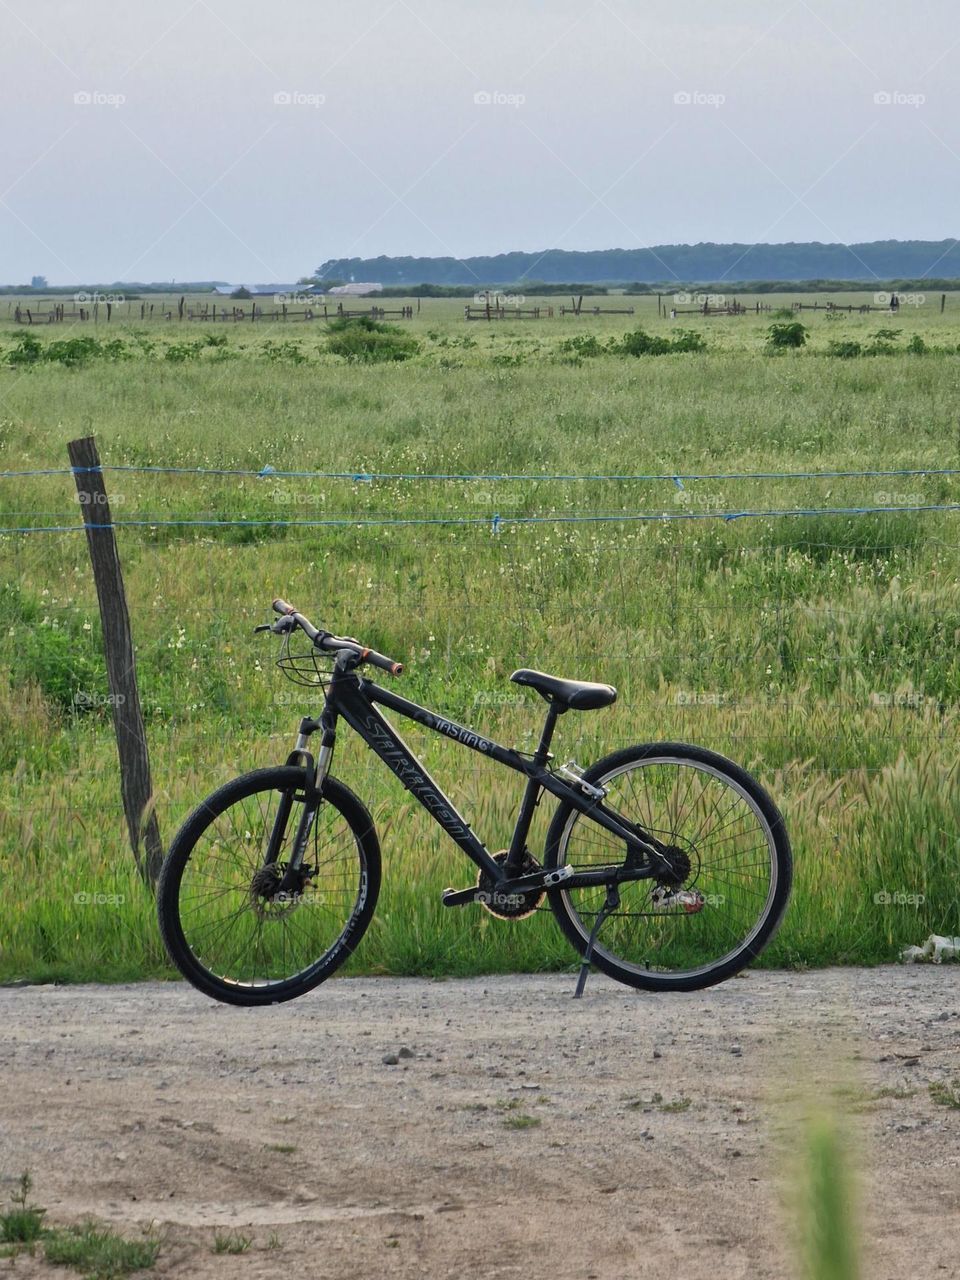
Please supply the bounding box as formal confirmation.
[0,464,957,536]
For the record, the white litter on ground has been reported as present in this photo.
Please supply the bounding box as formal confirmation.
[900,934,960,963]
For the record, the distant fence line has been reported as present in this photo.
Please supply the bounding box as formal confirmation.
[7,298,415,326]
[8,293,948,327]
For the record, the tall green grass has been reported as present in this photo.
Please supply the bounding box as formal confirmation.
[800,1115,860,1280]
[1,295,959,981]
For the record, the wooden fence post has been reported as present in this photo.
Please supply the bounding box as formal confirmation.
[68,436,164,885]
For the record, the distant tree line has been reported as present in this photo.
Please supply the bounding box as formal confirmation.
[315,242,960,287]
[373,277,960,298]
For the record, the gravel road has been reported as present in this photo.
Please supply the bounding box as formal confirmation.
[2,967,959,1279]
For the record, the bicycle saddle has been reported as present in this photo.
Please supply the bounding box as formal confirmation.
[510,669,617,711]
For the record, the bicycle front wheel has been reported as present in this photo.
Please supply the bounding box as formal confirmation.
[544,743,791,991]
[157,767,380,1005]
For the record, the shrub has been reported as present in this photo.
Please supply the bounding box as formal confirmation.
[5,333,44,365]
[766,321,808,349]
[614,328,706,357]
[668,328,708,353]
[164,341,204,362]
[325,317,420,363]
[826,340,862,359]
[558,334,605,358]
[4,334,128,367]
[867,328,901,355]
[261,339,307,364]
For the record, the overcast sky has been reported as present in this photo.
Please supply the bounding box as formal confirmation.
[2,0,958,283]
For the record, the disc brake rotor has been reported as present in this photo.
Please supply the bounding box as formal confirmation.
[249,862,315,919]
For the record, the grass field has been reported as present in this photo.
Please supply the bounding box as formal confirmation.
[2,289,959,983]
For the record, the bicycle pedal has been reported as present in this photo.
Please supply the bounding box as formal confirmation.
[441,885,480,908]
[543,865,574,887]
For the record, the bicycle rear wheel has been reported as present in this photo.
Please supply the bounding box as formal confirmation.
[544,743,791,991]
[157,767,380,1005]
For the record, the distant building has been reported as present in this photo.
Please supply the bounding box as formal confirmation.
[212,283,316,296]
[328,282,383,296]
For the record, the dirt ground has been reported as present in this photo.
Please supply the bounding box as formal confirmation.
[1,966,959,1280]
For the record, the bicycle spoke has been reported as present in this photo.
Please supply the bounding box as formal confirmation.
[554,753,781,981]
[172,777,368,991]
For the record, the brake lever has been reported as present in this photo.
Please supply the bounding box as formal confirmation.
[254,617,296,635]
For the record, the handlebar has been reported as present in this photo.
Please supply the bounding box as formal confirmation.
[269,598,403,677]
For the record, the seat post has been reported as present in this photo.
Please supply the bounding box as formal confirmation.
[534,700,562,764]
[504,700,563,875]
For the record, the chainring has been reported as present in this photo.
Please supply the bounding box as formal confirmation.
[476,850,543,920]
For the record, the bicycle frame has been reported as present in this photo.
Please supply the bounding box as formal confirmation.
[288,663,664,890]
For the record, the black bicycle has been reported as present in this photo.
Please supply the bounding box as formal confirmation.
[157,599,792,1005]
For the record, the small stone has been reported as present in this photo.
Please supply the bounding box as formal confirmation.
[652,1049,662,1060]
[398,1047,414,1059]
[382,1054,400,1066]
[730,1045,743,1057]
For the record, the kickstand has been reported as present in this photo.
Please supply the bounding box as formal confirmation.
[574,884,620,999]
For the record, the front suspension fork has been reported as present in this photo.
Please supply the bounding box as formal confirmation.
[264,717,336,890]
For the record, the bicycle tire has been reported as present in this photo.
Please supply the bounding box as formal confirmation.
[157,766,380,1005]
[544,742,792,992]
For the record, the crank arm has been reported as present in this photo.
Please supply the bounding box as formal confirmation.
[441,861,658,909]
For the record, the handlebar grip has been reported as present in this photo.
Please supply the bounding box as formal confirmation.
[365,650,404,677]
[270,599,402,675]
